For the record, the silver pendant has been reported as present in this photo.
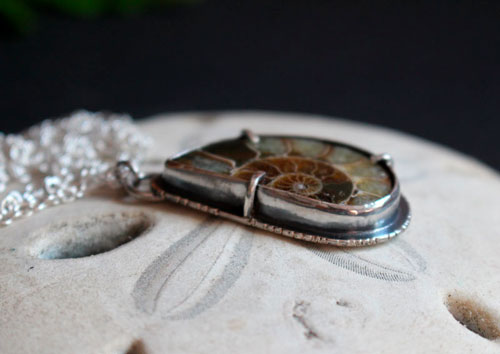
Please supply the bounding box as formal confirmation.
[117,130,411,246]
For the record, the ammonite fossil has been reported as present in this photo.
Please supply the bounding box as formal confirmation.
[151,131,410,246]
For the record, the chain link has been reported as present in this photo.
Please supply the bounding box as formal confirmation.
[0,110,152,226]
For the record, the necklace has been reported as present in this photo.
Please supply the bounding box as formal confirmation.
[1,111,410,246]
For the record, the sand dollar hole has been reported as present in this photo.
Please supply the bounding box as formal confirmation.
[445,293,500,341]
[125,339,147,354]
[29,212,154,259]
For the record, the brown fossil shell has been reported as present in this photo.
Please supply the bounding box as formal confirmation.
[168,136,393,206]
[233,157,354,204]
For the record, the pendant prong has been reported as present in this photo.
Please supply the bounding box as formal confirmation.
[371,153,394,167]
[243,171,266,218]
[241,129,260,144]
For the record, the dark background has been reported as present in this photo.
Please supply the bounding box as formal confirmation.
[1,1,499,170]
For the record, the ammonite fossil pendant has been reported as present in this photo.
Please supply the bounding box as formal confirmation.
[117,130,411,246]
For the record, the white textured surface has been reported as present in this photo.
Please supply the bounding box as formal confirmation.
[1,112,499,354]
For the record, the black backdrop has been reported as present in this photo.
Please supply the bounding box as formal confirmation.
[1,0,499,170]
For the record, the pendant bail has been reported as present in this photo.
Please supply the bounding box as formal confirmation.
[115,161,163,202]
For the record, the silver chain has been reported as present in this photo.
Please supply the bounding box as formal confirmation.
[0,110,151,226]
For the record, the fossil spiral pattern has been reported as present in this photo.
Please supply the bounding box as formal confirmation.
[170,136,393,206]
[233,157,353,203]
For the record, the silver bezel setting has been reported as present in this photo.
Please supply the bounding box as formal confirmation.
[131,131,411,246]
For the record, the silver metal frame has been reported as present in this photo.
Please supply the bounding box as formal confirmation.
[118,131,411,246]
